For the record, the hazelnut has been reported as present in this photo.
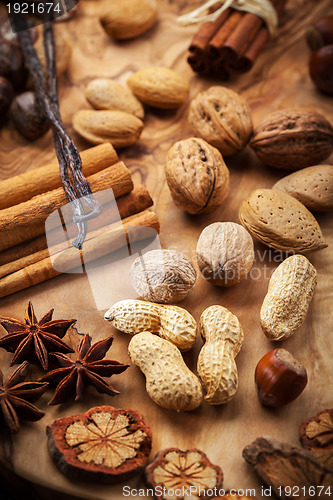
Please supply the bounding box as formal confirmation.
[255,348,308,408]
[0,76,13,120]
[306,15,333,51]
[309,45,333,95]
[10,91,50,140]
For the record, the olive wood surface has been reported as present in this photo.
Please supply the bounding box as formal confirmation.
[0,0,332,498]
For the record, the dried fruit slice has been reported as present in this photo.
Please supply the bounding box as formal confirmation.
[145,448,223,500]
[300,409,333,471]
[47,406,152,483]
[243,436,333,499]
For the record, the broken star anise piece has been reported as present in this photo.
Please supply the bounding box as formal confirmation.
[300,408,333,471]
[47,405,152,483]
[40,334,129,405]
[145,448,223,500]
[0,361,48,433]
[243,436,333,500]
[0,302,76,370]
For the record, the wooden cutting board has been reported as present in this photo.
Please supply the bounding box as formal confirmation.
[0,0,332,498]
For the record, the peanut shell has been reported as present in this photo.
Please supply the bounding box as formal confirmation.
[250,109,333,170]
[273,165,333,212]
[127,67,189,109]
[72,109,143,148]
[165,137,230,214]
[260,254,317,341]
[238,189,327,253]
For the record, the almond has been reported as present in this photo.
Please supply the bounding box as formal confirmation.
[85,79,144,120]
[100,0,157,40]
[238,188,327,253]
[273,165,333,212]
[72,109,143,148]
[127,67,189,109]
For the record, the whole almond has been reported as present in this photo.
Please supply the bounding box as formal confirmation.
[250,109,333,169]
[85,79,144,120]
[127,67,189,109]
[100,0,157,40]
[238,189,327,253]
[260,254,317,340]
[72,109,143,148]
[273,165,333,212]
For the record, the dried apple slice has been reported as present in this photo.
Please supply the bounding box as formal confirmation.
[47,405,152,483]
[300,408,333,471]
[145,448,223,500]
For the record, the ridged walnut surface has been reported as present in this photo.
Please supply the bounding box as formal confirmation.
[104,299,197,351]
[130,249,196,303]
[197,305,244,404]
[238,189,327,253]
[128,332,203,411]
[260,255,317,341]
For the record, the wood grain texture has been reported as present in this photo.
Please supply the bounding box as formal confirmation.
[0,0,332,498]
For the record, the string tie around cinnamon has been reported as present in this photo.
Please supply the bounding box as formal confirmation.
[177,0,278,35]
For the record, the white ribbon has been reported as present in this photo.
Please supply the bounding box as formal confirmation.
[177,0,278,35]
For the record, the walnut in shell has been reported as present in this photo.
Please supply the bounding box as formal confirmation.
[145,448,223,500]
[47,406,152,483]
[250,109,333,170]
[130,249,196,304]
[196,222,254,286]
[188,86,253,156]
[300,409,333,471]
[165,137,230,214]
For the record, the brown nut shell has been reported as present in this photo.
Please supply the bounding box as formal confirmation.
[273,164,333,212]
[300,408,333,471]
[145,448,223,500]
[10,91,50,140]
[238,189,327,253]
[250,109,333,170]
[100,0,157,40]
[255,348,307,407]
[165,137,230,214]
[47,405,152,483]
[188,86,253,156]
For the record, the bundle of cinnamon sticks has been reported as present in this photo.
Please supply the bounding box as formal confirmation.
[0,143,159,299]
[187,0,287,79]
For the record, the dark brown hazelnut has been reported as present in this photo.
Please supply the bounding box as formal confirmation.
[306,15,333,51]
[0,76,13,120]
[10,91,50,140]
[309,45,333,95]
[0,41,27,90]
[255,348,307,408]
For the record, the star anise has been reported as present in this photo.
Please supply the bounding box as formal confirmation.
[0,302,76,370]
[0,361,48,433]
[40,334,129,405]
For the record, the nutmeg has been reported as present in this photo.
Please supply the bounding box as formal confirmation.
[306,15,333,51]
[309,45,333,95]
[10,91,50,140]
[0,76,13,120]
[255,348,307,407]
[0,41,26,90]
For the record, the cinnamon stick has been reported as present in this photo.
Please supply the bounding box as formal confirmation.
[0,185,153,278]
[0,143,118,210]
[0,210,160,299]
[189,8,230,57]
[208,10,243,59]
[0,161,133,252]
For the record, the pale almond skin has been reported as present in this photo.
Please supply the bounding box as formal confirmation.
[197,305,244,404]
[188,86,253,156]
[260,254,317,341]
[72,110,143,148]
[128,332,203,411]
[196,222,254,286]
[165,137,230,214]
[127,67,189,109]
[104,299,197,351]
[273,165,333,212]
[239,189,327,253]
[85,79,144,120]
[100,0,157,40]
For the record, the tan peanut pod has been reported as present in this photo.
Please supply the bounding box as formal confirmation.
[197,305,244,404]
[104,299,196,351]
[238,189,327,253]
[128,332,203,411]
[260,255,317,341]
